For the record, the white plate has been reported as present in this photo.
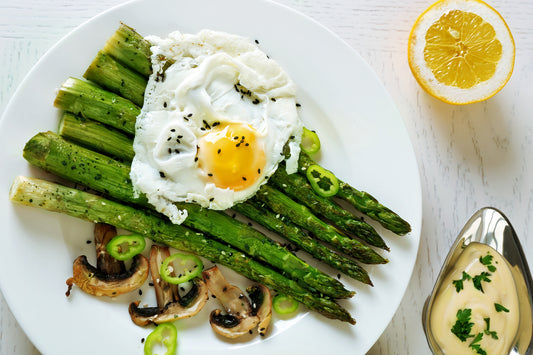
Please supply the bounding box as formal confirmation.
[0,0,422,354]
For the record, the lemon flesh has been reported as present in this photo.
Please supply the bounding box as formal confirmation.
[424,10,502,89]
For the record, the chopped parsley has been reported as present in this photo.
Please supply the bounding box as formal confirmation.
[494,303,510,313]
[469,332,487,355]
[451,308,474,342]
[479,254,497,272]
[483,317,498,339]
[452,271,472,292]
[472,271,492,293]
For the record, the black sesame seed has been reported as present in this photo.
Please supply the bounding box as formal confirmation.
[187,113,193,117]
[242,177,247,181]
[139,289,143,295]
[174,149,180,154]
[200,127,206,131]
[217,149,221,154]
[296,103,301,107]
[209,197,214,202]
[208,173,213,177]
[163,102,167,108]
[183,117,189,121]
[86,240,92,244]
[170,129,175,132]
[178,135,183,138]
[245,143,249,146]
[159,171,166,178]
[290,135,295,139]
[255,39,259,44]
[194,157,198,162]
[168,148,172,154]
[258,169,261,174]
[271,97,276,102]
[167,137,171,141]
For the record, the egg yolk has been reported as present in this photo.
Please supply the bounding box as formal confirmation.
[197,123,266,191]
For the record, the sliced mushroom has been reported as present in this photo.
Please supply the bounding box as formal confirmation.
[129,245,208,326]
[202,266,260,339]
[247,284,272,337]
[65,223,149,297]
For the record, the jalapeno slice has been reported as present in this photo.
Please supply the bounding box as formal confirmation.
[272,294,299,315]
[306,164,339,197]
[160,253,203,284]
[106,234,146,261]
[300,127,321,155]
[144,323,177,355]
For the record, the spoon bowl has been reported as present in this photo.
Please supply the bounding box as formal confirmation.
[422,207,533,354]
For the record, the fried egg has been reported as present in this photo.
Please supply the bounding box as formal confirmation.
[130,30,302,224]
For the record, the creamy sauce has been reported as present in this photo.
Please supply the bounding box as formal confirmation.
[430,242,520,355]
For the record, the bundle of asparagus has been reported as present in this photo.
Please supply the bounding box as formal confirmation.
[11,24,411,325]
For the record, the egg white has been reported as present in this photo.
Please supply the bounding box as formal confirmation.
[130,29,302,224]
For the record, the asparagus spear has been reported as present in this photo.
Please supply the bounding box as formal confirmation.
[271,166,389,250]
[59,112,134,162]
[23,131,353,299]
[56,115,372,283]
[102,23,152,78]
[232,200,372,285]
[254,185,388,264]
[53,77,139,135]
[297,152,412,235]
[9,176,355,324]
[53,113,385,265]
[83,50,147,106]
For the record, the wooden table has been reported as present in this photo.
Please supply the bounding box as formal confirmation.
[1,0,531,354]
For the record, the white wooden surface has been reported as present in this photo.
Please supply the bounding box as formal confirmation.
[1,0,532,354]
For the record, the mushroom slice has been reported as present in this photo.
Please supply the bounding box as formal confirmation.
[129,245,208,326]
[66,224,149,297]
[247,284,272,336]
[203,266,260,339]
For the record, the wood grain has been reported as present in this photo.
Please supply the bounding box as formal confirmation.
[1,0,532,354]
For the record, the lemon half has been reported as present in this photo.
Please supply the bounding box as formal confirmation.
[408,0,515,104]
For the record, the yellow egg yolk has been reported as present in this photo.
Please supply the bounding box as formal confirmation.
[197,123,266,191]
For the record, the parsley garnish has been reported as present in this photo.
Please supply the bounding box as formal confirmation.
[469,333,487,355]
[494,303,509,312]
[479,254,497,272]
[472,271,492,293]
[451,308,474,342]
[452,271,472,292]
[483,317,498,339]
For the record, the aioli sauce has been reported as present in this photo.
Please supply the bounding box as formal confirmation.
[430,242,520,355]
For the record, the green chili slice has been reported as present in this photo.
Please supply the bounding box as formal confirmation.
[272,294,299,314]
[144,323,177,355]
[300,127,321,155]
[160,253,203,284]
[106,234,146,261]
[306,164,339,197]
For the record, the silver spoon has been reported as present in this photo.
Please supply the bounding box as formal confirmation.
[422,207,533,354]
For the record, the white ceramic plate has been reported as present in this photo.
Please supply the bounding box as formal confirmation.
[0,0,422,354]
